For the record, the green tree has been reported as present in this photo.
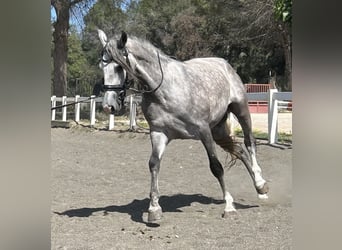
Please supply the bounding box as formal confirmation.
[275,0,292,90]
[51,0,93,96]
[78,0,291,91]
[68,26,87,79]
[170,7,211,60]
[82,0,128,71]
[125,0,193,54]
[275,0,292,23]
[123,0,289,86]
[235,0,292,89]
[67,26,96,95]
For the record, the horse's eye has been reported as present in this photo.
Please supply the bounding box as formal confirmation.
[115,66,123,73]
[100,50,105,58]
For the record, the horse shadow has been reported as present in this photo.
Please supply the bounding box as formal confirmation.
[54,194,258,227]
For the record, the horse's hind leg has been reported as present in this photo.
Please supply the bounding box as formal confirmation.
[229,102,269,198]
[147,131,169,222]
[199,126,236,217]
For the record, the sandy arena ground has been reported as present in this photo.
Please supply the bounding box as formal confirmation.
[233,113,292,134]
[51,113,292,249]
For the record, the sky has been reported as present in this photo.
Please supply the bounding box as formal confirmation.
[50,1,97,32]
[50,7,56,23]
[50,0,132,33]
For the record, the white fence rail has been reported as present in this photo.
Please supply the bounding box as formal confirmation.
[244,89,292,144]
[51,94,141,130]
[51,90,292,144]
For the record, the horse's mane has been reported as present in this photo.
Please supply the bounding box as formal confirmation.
[126,36,169,63]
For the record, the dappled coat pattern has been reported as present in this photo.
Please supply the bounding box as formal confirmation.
[98,29,269,222]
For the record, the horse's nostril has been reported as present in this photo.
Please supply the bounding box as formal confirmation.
[103,105,112,113]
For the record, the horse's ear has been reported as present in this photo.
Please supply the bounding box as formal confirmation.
[98,29,108,47]
[119,31,128,48]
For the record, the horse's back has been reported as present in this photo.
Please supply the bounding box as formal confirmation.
[184,57,245,100]
[183,57,231,91]
[185,57,247,104]
[181,58,234,125]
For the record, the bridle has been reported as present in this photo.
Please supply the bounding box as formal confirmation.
[51,41,164,111]
[101,77,131,113]
[51,96,95,111]
[101,41,164,95]
[99,46,133,110]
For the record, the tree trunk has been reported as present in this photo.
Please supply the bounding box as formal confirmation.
[279,23,292,91]
[52,1,70,96]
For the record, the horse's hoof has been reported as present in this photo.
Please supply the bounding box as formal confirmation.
[256,182,269,195]
[258,193,269,199]
[222,210,237,218]
[148,208,162,222]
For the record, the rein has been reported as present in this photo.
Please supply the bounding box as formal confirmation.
[51,72,133,111]
[134,51,164,94]
[51,96,95,111]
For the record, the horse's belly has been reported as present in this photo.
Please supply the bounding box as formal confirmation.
[146,114,201,140]
[142,89,229,139]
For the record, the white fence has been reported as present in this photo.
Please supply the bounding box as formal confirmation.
[51,94,140,130]
[244,89,292,144]
[51,89,292,144]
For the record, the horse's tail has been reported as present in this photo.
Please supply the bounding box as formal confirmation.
[212,118,243,168]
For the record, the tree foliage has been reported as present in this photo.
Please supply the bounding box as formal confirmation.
[67,27,87,79]
[67,26,97,95]
[275,0,292,24]
[53,0,292,95]
[51,0,94,96]
[81,0,127,79]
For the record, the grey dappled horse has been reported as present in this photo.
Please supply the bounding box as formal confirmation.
[98,29,269,222]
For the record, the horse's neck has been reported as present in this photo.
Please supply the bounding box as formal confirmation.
[135,53,165,92]
[128,39,168,92]
[135,63,159,89]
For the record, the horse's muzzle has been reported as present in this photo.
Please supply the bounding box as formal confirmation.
[103,104,125,115]
[103,105,115,114]
[103,105,110,113]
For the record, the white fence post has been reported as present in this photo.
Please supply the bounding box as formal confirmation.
[90,95,96,126]
[227,113,238,136]
[75,95,80,122]
[129,95,137,130]
[62,96,67,121]
[268,89,278,144]
[51,95,56,121]
[133,102,137,128]
[109,114,115,130]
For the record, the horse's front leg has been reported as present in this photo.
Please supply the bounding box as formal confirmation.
[147,131,169,222]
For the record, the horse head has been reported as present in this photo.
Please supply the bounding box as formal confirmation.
[98,29,127,115]
[99,30,164,93]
